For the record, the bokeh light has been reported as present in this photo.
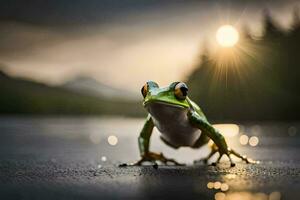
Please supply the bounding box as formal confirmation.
[214,181,222,189]
[107,135,118,146]
[221,191,281,200]
[220,183,229,192]
[249,136,259,147]
[215,192,226,200]
[239,134,249,145]
[207,182,214,189]
[225,174,236,180]
[213,124,239,138]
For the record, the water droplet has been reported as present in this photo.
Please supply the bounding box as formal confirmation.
[101,156,107,162]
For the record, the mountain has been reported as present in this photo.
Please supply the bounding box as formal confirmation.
[62,76,138,100]
[0,71,144,116]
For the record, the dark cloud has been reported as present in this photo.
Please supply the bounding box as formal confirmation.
[0,0,297,27]
[0,0,192,26]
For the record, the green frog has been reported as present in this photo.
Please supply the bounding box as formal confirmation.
[127,81,254,167]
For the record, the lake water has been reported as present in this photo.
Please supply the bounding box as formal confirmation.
[0,116,299,166]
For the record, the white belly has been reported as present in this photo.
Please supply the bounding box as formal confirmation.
[145,102,201,148]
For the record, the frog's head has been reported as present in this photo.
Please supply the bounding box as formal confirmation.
[141,81,190,108]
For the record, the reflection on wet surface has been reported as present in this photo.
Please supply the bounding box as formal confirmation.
[207,181,229,191]
[213,191,281,200]
[205,169,284,199]
[0,117,299,199]
[207,177,281,200]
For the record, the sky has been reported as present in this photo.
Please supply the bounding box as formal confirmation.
[0,0,299,93]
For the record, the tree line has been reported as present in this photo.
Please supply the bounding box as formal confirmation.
[187,8,300,121]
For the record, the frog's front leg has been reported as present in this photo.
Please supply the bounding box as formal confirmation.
[121,114,184,167]
[188,111,255,166]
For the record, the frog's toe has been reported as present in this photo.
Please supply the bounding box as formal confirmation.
[227,155,236,167]
[118,162,141,167]
[121,153,186,167]
[229,159,236,167]
[119,163,128,167]
[120,157,149,166]
[228,148,257,164]
[243,156,257,164]
[155,153,185,166]
[152,162,159,169]
[119,161,142,167]
[242,155,250,163]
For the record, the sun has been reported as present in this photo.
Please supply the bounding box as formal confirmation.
[216,25,239,47]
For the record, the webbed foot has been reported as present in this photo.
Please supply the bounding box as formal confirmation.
[228,148,257,164]
[211,152,236,167]
[194,146,257,167]
[211,148,257,167]
[119,152,185,167]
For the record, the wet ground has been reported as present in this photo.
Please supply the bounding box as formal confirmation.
[1,160,300,200]
[0,116,299,200]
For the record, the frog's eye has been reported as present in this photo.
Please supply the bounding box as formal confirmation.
[141,83,148,98]
[174,82,188,100]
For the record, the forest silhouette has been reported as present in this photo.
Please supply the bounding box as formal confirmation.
[187,9,300,121]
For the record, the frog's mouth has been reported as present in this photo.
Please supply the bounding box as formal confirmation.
[143,100,187,109]
[143,100,189,123]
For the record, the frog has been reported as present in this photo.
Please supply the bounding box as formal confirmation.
[125,81,255,167]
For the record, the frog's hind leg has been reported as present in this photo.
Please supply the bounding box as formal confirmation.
[193,132,217,164]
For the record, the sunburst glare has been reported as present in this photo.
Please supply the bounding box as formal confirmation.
[216,25,239,47]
